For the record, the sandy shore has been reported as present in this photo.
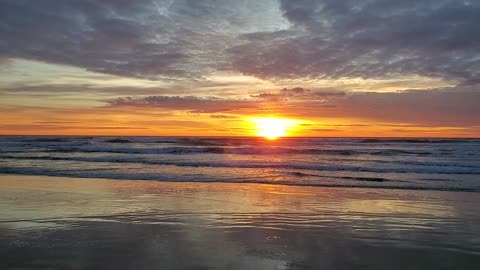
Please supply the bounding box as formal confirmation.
[1,174,479,269]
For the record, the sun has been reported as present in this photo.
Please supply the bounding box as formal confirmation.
[250,117,298,140]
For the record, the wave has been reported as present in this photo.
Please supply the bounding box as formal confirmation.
[100,137,269,146]
[0,169,477,192]
[0,136,95,144]
[289,172,387,182]
[102,137,259,146]
[2,155,479,175]
[105,139,132,143]
[26,145,439,156]
[360,138,476,144]
[3,136,478,148]
[31,137,94,142]
[2,136,479,192]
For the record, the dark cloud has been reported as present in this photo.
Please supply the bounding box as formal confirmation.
[251,87,345,101]
[107,96,258,113]
[230,0,480,84]
[209,114,237,119]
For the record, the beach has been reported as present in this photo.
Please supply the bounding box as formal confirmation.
[1,174,479,269]
[2,0,480,268]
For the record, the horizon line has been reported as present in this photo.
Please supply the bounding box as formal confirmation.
[0,135,478,139]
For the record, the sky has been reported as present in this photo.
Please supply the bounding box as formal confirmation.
[0,0,479,137]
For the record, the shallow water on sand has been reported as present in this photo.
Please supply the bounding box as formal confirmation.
[1,175,480,269]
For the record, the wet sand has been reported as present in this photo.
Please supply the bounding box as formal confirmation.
[1,174,479,269]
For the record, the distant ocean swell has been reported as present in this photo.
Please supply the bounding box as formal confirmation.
[2,136,477,145]
[0,136,479,191]
[0,146,453,156]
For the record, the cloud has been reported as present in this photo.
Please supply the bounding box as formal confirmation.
[0,84,170,97]
[229,0,480,84]
[1,0,477,86]
[104,85,479,127]
[0,124,148,131]
[2,1,477,136]
[209,114,237,119]
[251,87,345,101]
[106,87,344,114]
[107,95,258,113]
[0,0,285,80]
[288,86,480,126]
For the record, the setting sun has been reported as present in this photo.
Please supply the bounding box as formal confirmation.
[250,117,298,140]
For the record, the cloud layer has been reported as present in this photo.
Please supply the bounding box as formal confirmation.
[1,0,478,84]
[230,0,480,84]
[0,0,285,80]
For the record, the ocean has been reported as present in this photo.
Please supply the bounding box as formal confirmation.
[2,137,480,269]
[1,136,479,191]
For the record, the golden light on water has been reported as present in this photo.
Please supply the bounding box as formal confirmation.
[250,117,299,140]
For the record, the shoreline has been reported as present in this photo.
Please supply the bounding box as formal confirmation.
[0,172,478,193]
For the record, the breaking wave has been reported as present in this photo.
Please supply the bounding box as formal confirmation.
[0,136,479,192]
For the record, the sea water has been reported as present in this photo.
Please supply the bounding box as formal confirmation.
[0,136,479,191]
